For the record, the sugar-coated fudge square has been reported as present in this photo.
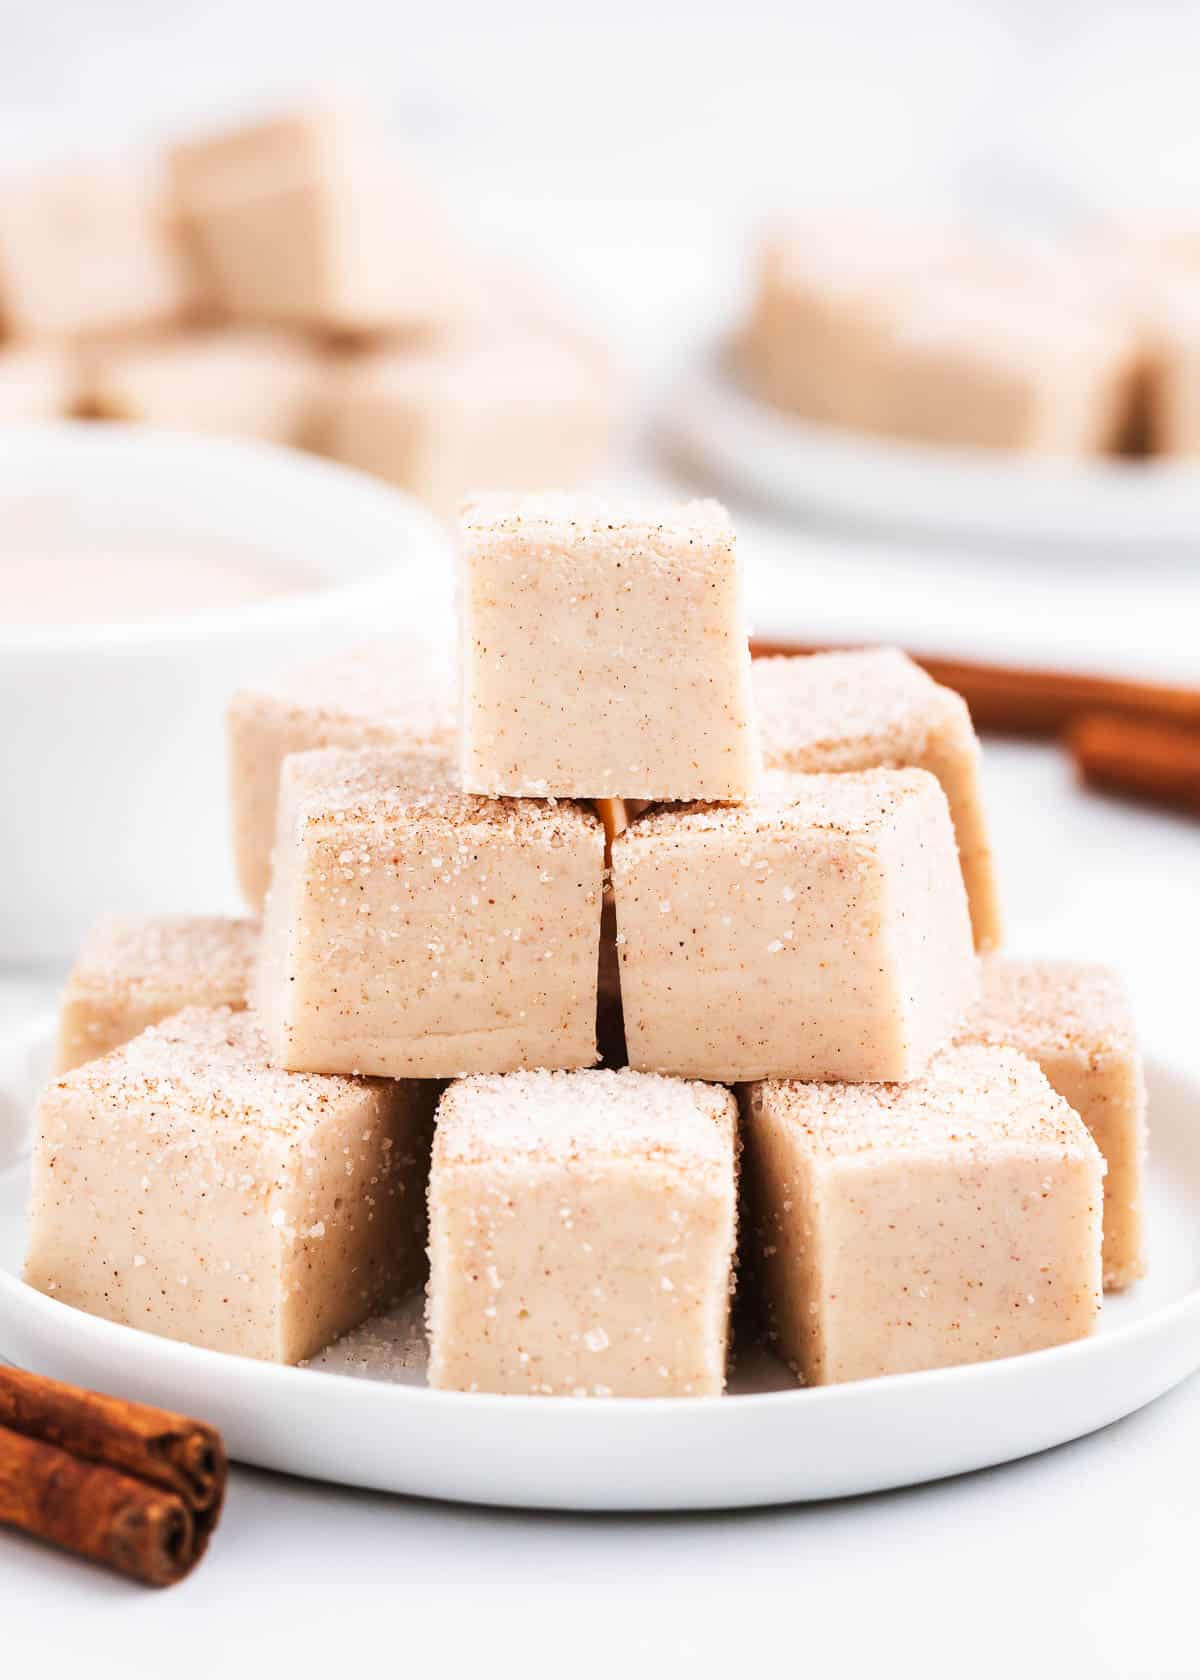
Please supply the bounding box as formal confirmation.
[0,160,184,340]
[960,957,1147,1289]
[1144,275,1200,455]
[87,327,324,445]
[753,648,1002,950]
[169,103,465,333]
[320,335,616,517]
[0,344,74,419]
[26,1008,438,1362]
[743,1045,1104,1385]
[612,769,976,1083]
[459,494,758,800]
[427,1068,739,1396]
[228,637,457,909]
[57,913,259,1072]
[882,289,1141,456]
[256,747,604,1078]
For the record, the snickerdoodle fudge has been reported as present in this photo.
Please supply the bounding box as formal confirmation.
[26,1007,438,1362]
[320,334,616,517]
[426,1069,738,1396]
[961,957,1147,1289]
[227,637,456,909]
[743,1045,1105,1385]
[0,158,184,340]
[57,913,259,1072]
[169,102,465,333]
[0,344,74,420]
[612,769,976,1083]
[87,327,324,446]
[458,494,758,800]
[256,746,604,1078]
[752,648,1002,950]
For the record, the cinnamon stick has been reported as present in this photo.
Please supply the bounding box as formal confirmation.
[1068,712,1200,816]
[749,640,1200,739]
[0,1367,226,1585]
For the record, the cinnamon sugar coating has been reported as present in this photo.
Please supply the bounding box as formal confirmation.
[427,1069,738,1396]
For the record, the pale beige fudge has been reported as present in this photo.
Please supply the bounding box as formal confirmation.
[427,1068,738,1396]
[459,494,758,800]
[169,103,467,333]
[753,648,1002,951]
[742,219,923,429]
[612,768,976,1083]
[0,159,184,340]
[743,1044,1104,1385]
[228,636,457,909]
[0,344,74,419]
[25,1007,437,1362]
[319,334,617,517]
[57,913,259,1072]
[1141,270,1200,455]
[960,957,1147,1289]
[881,288,1141,456]
[87,327,324,444]
[256,746,604,1078]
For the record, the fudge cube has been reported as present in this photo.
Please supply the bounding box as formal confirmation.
[320,334,616,517]
[427,1069,739,1396]
[0,344,74,420]
[1144,274,1200,455]
[57,913,259,1072]
[228,636,456,909]
[960,957,1147,1289]
[0,159,185,340]
[25,1007,438,1362]
[741,219,917,429]
[87,327,324,444]
[169,103,466,333]
[256,747,604,1078]
[753,648,1002,950]
[612,769,976,1083]
[743,1044,1104,1385]
[459,494,758,800]
[881,287,1141,455]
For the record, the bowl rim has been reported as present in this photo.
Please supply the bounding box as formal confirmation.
[0,420,454,656]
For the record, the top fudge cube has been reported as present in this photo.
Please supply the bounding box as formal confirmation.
[961,957,1147,1289]
[0,159,185,340]
[612,768,977,1083]
[228,636,457,909]
[255,746,605,1078]
[58,912,258,1072]
[753,648,1002,950]
[458,494,758,800]
[169,103,467,333]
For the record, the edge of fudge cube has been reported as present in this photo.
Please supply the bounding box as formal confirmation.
[26,1006,438,1362]
[426,1068,739,1397]
[255,745,604,1078]
[752,647,1003,951]
[742,1043,1105,1385]
[457,492,759,800]
[57,913,259,1072]
[613,767,978,1083]
[960,956,1147,1289]
[227,637,457,909]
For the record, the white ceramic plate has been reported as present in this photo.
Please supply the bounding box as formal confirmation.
[2,1016,1198,1511]
[667,342,1200,546]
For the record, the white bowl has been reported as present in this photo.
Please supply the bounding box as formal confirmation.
[0,423,455,967]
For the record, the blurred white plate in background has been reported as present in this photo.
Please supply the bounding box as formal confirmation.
[668,343,1200,548]
[3,1016,1199,1511]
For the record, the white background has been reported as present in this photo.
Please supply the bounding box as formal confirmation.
[2,2,1200,1669]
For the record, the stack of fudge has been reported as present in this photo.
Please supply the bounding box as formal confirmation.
[25,495,1147,1397]
[742,216,1200,458]
[0,103,616,514]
